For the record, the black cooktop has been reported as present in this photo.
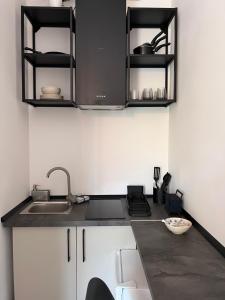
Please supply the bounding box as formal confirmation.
[85,199,125,220]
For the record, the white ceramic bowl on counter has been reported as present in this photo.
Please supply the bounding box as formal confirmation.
[163,217,192,235]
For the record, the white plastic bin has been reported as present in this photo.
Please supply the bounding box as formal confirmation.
[115,249,152,300]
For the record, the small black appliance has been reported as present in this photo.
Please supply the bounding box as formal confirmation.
[127,185,151,217]
[165,189,183,215]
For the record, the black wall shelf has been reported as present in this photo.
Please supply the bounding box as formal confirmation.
[23,6,75,32]
[129,8,177,29]
[24,53,75,68]
[24,99,76,107]
[126,100,175,108]
[130,54,174,68]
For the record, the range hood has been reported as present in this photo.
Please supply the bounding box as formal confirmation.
[76,0,126,110]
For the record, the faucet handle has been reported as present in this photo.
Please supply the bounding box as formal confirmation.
[33,184,40,191]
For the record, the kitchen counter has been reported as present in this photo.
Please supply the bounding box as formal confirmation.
[1,197,167,227]
[132,221,225,300]
[2,197,225,300]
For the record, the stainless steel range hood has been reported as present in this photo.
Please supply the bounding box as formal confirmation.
[78,105,125,111]
[76,0,126,110]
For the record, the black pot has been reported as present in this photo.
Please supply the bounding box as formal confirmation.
[133,43,170,55]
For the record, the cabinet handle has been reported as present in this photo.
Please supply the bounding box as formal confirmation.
[67,229,71,262]
[82,228,86,262]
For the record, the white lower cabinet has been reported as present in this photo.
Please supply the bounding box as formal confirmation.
[13,227,76,300]
[76,226,136,300]
[13,226,139,300]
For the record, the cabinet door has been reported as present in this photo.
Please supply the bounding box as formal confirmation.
[13,227,76,300]
[77,226,136,300]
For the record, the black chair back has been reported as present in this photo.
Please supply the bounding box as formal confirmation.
[85,278,115,300]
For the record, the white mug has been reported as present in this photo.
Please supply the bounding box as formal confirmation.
[49,0,62,7]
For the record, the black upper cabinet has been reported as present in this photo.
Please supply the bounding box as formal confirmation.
[76,0,126,109]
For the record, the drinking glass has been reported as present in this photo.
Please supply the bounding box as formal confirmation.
[156,88,162,99]
[142,88,150,100]
[130,89,140,100]
[161,88,167,100]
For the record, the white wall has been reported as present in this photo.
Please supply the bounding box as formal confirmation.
[28,0,172,196]
[29,108,169,195]
[169,0,225,246]
[0,1,29,299]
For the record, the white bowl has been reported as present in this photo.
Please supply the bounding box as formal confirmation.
[49,0,62,7]
[163,218,192,235]
[40,94,64,100]
[41,86,61,95]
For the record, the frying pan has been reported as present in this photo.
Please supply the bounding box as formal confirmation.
[133,29,170,55]
[133,42,171,55]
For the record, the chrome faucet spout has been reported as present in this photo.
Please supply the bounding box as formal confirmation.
[46,167,75,204]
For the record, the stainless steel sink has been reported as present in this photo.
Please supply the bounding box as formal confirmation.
[20,201,72,215]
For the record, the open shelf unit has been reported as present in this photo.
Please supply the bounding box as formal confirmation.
[127,7,177,107]
[21,6,76,107]
[21,6,177,109]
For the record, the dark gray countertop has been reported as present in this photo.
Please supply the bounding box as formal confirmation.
[131,221,225,300]
[2,198,167,227]
[2,197,225,300]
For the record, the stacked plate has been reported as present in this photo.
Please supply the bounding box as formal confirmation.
[40,86,64,100]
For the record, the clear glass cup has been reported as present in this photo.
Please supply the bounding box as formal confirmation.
[142,88,150,100]
[161,88,167,100]
[149,88,153,100]
[130,89,140,100]
[142,88,153,100]
[156,88,162,99]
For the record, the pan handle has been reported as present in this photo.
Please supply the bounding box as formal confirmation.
[150,30,164,46]
[154,43,171,53]
[152,35,166,49]
[24,47,41,54]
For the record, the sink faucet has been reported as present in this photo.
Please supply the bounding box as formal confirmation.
[46,167,76,205]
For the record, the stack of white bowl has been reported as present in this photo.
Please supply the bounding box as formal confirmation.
[40,86,63,100]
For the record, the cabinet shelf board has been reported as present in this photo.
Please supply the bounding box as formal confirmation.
[24,99,76,107]
[130,54,174,68]
[24,53,75,68]
[129,8,177,29]
[126,99,175,107]
[22,6,75,32]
